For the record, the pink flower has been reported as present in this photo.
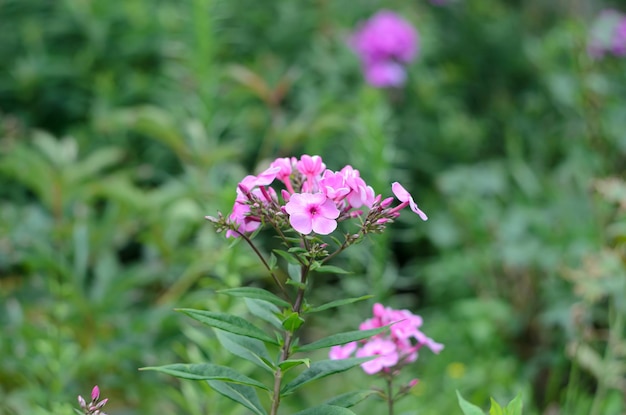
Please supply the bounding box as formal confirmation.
[351,10,418,64]
[364,61,407,88]
[341,166,375,208]
[329,341,357,360]
[350,10,419,88]
[391,182,428,220]
[284,192,340,235]
[356,338,399,374]
[319,170,350,201]
[588,9,626,58]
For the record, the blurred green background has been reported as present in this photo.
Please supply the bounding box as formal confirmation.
[2,0,626,414]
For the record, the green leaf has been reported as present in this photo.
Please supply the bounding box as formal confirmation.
[292,404,357,415]
[324,390,377,408]
[214,330,275,372]
[489,398,504,415]
[218,287,290,308]
[505,394,523,415]
[296,325,389,352]
[273,249,302,265]
[278,358,310,372]
[305,295,373,314]
[244,298,283,330]
[457,391,485,415]
[282,312,305,332]
[208,380,268,415]
[268,253,278,270]
[281,358,370,395]
[312,265,351,274]
[176,308,279,345]
[140,363,270,390]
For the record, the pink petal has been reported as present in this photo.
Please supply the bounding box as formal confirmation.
[312,216,337,235]
[318,198,340,219]
[289,213,313,234]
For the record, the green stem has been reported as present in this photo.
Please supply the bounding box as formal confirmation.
[234,229,289,299]
[270,262,310,415]
[386,376,394,415]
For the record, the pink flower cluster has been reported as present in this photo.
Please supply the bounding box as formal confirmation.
[77,385,108,415]
[349,10,419,88]
[329,303,443,375]
[209,154,427,238]
[588,9,626,58]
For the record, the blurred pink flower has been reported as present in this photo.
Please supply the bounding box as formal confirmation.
[350,10,418,87]
[284,192,340,234]
[329,341,357,360]
[588,9,626,58]
[356,338,399,374]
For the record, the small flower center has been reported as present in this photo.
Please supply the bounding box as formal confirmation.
[308,205,319,216]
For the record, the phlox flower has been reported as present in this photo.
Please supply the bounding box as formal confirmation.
[588,9,626,58]
[319,170,350,201]
[329,341,357,360]
[391,182,428,220]
[284,192,340,235]
[356,338,399,374]
[350,10,418,88]
[341,165,375,208]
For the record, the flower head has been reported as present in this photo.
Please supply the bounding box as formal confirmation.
[392,182,428,220]
[350,10,419,88]
[588,9,626,58]
[77,385,108,415]
[284,192,340,235]
[329,303,442,375]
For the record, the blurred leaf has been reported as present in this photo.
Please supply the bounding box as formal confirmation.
[207,380,268,415]
[323,390,377,408]
[305,295,373,314]
[281,358,370,395]
[140,363,270,390]
[457,391,485,415]
[291,405,356,415]
[218,287,290,308]
[296,326,389,353]
[505,394,523,415]
[214,330,275,372]
[177,308,279,344]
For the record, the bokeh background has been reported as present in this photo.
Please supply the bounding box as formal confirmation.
[2,0,626,414]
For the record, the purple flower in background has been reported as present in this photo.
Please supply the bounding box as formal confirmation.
[588,9,626,58]
[350,10,418,87]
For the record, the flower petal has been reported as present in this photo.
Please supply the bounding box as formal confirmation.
[289,213,313,234]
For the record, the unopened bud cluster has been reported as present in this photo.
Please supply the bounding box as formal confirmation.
[77,385,108,415]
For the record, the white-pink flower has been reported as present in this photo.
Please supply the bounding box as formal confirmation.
[284,192,340,235]
[391,182,428,220]
[329,341,357,360]
[356,338,399,374]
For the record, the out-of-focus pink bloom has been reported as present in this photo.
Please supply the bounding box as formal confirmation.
[356,338,399,374]
[588,9,626,58]
[341,166,376,208]
[350,10,418,88]
[284,192,340,235]
[364,61,407,87]
[330,303,442,375]
[391,182,428,220]
[329,341,357,360]
[351,10,418,64]
[226,202,261,238]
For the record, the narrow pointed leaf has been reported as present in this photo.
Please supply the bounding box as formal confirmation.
[278,358,310,373]
[489,398,504,415]
[273,249,302,265]
[306,295,373,314]
[282,311,305,332]
[140,363,270,390]
[296,326,389,352]
[505,394,523,415]
[214,330,275,372]
[281,358,370,395]
[176,308,279,344]
[324,390,377,408]
[313,265,351,274]
[292,405,357,415]
[457,391,485,415]
[208,380,268,415]
[218,287,290,308]
[244,298,283,329]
